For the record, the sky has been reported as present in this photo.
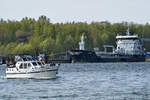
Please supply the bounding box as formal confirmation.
[0,0,150,24]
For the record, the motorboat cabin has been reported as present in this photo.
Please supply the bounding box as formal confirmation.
[6,58,59,79]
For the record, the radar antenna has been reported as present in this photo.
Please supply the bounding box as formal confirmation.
[126,24,130,36]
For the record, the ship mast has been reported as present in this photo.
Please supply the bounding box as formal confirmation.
[79,35,85,50]
[126,24,130,36]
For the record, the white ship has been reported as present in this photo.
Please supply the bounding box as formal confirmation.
[6,56,60,79]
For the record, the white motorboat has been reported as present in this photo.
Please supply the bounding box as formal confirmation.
[6,60,60,79]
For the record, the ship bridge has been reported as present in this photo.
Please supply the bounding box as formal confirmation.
[116,35,138,39]
[115,26,144,56]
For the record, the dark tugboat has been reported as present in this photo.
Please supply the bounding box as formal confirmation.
[69,27,146,63]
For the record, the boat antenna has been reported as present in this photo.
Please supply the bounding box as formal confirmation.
[126,24,130,36]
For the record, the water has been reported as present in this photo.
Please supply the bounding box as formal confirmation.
[1,62,150,100]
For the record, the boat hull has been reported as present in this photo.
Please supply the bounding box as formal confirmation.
[100,56,145,62]
[6,70,58,79]
[69,50,99,63]
[69,50,145,63]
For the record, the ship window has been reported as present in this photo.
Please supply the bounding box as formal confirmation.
[19,63,23,69]
[32,62,37,66]
[37,62,42,65]
[41,62,44,65]
[24,63,27,69]
[28,63,31,67]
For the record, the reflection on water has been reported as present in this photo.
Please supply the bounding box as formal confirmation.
[0,62,150,100]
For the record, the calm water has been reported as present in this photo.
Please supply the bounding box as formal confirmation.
[1,62,150,100]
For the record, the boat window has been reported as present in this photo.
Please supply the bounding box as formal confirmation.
[24,63,27,69]
[37,62,42,65]
[28,63,32,67]
[19,63,23,69]
[32,62,37,66]
[26,57,32,61]
[41,62,45,65]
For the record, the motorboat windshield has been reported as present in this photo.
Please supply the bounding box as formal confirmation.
[32,62,38,66]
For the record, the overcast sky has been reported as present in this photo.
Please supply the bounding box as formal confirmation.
[0,0,150,24]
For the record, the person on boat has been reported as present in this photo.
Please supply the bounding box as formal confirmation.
[43,54,47,63]
[8,56,15,65]
[39,55,43,61]
[9,59,13,65]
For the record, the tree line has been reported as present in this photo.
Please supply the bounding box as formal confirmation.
[0,15,150,57]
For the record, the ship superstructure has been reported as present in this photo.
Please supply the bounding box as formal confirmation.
[115,28,145,56]
[79,35,85,50]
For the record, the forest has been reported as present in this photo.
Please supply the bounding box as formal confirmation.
[0,15,150,57]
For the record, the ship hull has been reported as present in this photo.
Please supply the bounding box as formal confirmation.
[69,50,145,63]
[6,70,58,79]
[100,56,145,62]
[69,50,99,63]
